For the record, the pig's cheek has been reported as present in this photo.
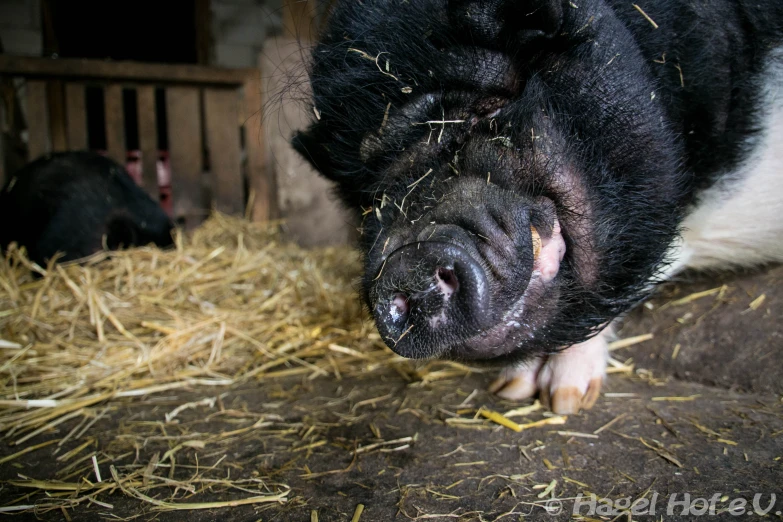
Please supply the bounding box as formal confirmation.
[537,333,609,414]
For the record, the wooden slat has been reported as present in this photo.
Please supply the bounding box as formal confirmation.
[47,80,67,152]
[243,77,276,222]
[166,87,203,229]
[104,84,125,164]
[204,88,243,215]
[0,56,256,87]
[136,86,159,200]
[64,83,87,150]
[25,80,50,161]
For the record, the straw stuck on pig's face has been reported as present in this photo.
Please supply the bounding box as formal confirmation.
[292,0,695,413]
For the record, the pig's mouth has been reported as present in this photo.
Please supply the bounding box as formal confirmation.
[368,182,567,362]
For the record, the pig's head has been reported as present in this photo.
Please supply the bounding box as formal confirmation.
[292,0,690,366]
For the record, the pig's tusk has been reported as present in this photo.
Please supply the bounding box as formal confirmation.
[531,226,541,260]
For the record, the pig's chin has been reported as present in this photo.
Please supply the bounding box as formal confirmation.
[449,275,560,362]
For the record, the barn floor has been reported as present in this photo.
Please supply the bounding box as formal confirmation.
[1,224,781,521]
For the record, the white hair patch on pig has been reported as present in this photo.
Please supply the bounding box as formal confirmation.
[663,46,783,277]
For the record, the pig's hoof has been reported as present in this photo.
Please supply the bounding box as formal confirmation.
[489,334,609,414]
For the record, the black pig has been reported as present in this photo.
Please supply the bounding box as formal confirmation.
[0,151,174,267]
[292,0,783,413]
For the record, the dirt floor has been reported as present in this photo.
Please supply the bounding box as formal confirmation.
[1,264,782,521]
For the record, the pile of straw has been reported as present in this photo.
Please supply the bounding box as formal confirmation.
[0,211,418,515]
[1,211,649,517]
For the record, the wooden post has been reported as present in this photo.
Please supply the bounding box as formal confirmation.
[247,0,320,224]
[195,0,213,66]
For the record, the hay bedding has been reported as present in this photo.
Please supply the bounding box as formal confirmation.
[0,211,443,516]
[0,211,684,519]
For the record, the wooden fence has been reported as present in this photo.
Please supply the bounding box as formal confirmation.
[0,55,275,229]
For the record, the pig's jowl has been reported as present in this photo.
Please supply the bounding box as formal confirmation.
[0,151,175,268]
[292,0,783,413]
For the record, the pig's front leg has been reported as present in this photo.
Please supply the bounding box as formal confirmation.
[488,328,610,414]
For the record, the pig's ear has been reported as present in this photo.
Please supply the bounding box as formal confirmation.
[291,130,338,181]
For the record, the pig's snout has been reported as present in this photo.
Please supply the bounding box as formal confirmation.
[373,239,493,359]
[368,182,566,361]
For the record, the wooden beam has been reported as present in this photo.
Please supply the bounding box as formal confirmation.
[64,83,87,150]
[0,56,256,87]
[25,80,50,161]
[204,88,243,216]
[136,86,159,201]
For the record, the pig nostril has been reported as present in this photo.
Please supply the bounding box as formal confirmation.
[436,267,459,297]
[390,293,410,320]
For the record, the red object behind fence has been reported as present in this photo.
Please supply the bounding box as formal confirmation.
[95,149,173,217]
